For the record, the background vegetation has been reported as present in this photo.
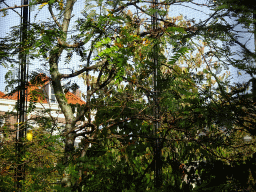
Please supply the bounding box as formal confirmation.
[1,0,256,191]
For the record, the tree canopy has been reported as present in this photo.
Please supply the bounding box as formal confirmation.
[1,0,256,191]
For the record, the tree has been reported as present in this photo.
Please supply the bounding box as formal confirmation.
[1,0,256,191]
[0,110,63,191]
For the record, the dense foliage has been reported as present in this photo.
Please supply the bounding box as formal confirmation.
[1,0,256,191]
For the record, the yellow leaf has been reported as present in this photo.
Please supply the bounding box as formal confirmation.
[58,0,64,9]
[39,2,48,9]
[27,130,33,141]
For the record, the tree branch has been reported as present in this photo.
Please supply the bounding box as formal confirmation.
[0,1,22,17]
[111,2,137,13]
[0,3,28,12]
[57,38,85,48]
[75,104,89,122]
[73,123,96,137]
[61,58,107,79]
[48,4,61,29]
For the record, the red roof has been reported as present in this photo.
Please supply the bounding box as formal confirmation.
[0,91,5,98]
[1,74,85,105]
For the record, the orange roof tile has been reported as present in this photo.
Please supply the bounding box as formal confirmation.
[1,74,85,105]
[0,91,5,98]
[65,91,85,105]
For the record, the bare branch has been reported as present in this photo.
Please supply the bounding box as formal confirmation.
[98,66,115,89]
[73,123,96,137]
[87,61,116,96]
[48,4,61,29]
[111,2,137,13]
[0,1,22,17]
[75,104,89,122]
[57,38,85,48]
[0,3,28,11]
[61,58,107,79]
[62,0,76,34]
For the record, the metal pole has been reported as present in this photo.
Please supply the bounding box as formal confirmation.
[253,13,256,103]
[152,0,162,188]
[16,0,29,191]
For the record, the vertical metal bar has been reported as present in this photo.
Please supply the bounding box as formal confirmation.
[254,13,256,53]
[16,0,29,191]
[253,13,256,103]
[152,0,162,188]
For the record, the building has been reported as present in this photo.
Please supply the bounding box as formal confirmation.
[0,74,86,145]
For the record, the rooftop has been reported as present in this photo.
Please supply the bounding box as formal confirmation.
[0,74,85,105]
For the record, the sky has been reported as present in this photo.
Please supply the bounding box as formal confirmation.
[0,0,254,93]
[0,0,88,93]
[0,0,21,92]
[168,1,254,86]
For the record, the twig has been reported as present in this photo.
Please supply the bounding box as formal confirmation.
[0,1,22,17]
[48,4,62,29]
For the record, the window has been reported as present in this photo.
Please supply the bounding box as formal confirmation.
[44,84,57,104]
[50,87,56,103]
